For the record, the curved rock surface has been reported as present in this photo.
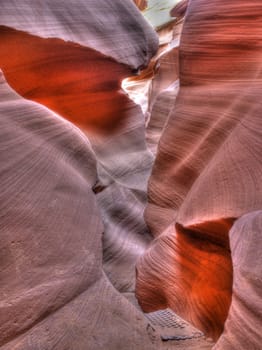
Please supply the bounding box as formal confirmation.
[0,0,261,348]
[123,17,183,155]
[0,0,157,298]
[213,211,262,349]
[0,26,134,135]
[0,0,158,69]
[137,0,262,342]
[0,69,164,350]
[0,1,161,349]
[0,73,213,349]
[0,71,98,346]
[145,21,182,155]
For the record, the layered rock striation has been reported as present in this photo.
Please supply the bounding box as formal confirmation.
[0,0,261,349]
[136,0,262,343]
[0,1,161,349]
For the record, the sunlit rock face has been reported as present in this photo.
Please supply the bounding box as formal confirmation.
[137,0,262,343]
[0,0,158,134]
[143,0,181,29]
[145,23,181,155]
[170,0,188,18]
[123,6,183,155]
[0,26,133,135]
[134,0,148,11]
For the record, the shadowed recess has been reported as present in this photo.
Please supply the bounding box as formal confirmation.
[136,218,235,340]
[0,26,134,134]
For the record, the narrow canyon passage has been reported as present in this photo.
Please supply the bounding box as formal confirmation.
[0,1,261,349]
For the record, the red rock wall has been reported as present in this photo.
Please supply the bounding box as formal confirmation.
[214,211,262,349]
[0,26,133,134]
[0,0,261,348]
[137,0,262,341]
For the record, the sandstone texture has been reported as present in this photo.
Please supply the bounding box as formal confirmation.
[137,0,262,345]
[0,0,261,349]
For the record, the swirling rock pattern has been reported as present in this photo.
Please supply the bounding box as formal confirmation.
[0,23,154,295]
[0,0,158,135]
[0,0,158,69]
[0,68,164,350]
[0,0,261,348]
[0,71,99,346]
[214,211,262,349]
[137,0,262,343]
[0,0,157,298]
[0,26,133,135]
[0,75,212,349]
[0,1,161,349]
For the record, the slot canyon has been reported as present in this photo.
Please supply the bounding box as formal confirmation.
[0,0,261,349]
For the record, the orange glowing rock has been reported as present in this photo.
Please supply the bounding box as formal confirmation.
[137,0,262,343]
[214,212,262,350]
[0,0,261,348]
[136,219,235,340]
[134,0,148,11]
[0,26,133,134]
